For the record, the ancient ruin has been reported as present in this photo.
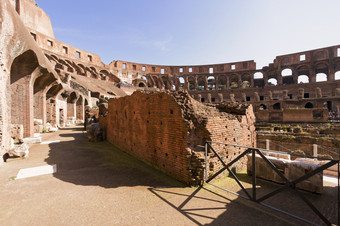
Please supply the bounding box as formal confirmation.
[100,91,255,185]
[0,0,339,170]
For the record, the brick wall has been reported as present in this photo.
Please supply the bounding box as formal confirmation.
[102,91,256,185]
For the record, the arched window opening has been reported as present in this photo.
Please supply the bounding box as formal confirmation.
[335,71,340,80]
[188,80,195,90]
[305,102,314,108]
[254,72,263,79]
[281,68,292,77]
[298,75,309,83]
[179,77,185,89]
[207,76,215,90]
[242,81,250,88]
[316,73,327,82]
[138,82,145,87]
[268,78,277,86]
[162,77,170,90]
[230,82,238,88]
[259,104,267,110]
[273,103,281,110]
[218,77,227,90]
[198,79,205,90]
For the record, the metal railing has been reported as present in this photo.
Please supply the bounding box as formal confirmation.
[204,141,339,226]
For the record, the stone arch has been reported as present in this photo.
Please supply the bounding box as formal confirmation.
[259,104,267,110]
[298,75,309,83]
[161,76,172,90]
[229,73,239,88]
[305,102,314,108]
[197,76,206,90]
[254,72,263,79]
[268,78,278,86]
[273,102,281,110]
[241,73,252,88]
[32,70,58,128]
[10,50,39,137]
[335,71,340,80]
[316,73,327,82]
[315,62,329,79]
[188,76,196,91]
[207,75,216,90]
[76,95,84,121]
[67,91,78,124]
[217,75,227,90]
[179,77,185,90]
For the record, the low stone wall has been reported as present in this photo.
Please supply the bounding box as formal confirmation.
[256,108,328,122]
[101,91,256,185]
[247,154,323,193]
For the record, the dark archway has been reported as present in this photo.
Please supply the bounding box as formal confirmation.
[305,102,314,108]
[273,103,281,110]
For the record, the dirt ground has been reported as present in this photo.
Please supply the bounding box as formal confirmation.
[0,126,337,225]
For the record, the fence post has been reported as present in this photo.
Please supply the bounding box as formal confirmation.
[313,144,318,157]
[266,139,270,150]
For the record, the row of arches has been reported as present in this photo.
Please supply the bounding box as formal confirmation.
[135,60,340,91]
[10,50,89,138]
[46,54,121,83]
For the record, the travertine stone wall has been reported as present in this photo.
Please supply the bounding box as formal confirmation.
[103,91,255,185]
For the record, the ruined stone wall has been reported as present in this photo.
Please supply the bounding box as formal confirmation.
[103,91,255,185]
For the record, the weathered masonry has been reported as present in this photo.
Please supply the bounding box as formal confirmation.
[100,91,256,185]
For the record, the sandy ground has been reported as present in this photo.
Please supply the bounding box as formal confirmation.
[0,127,337,225]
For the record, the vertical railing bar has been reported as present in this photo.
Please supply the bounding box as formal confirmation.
[338,161,339,226]
[205,142,208,183]
[252,148,256,201]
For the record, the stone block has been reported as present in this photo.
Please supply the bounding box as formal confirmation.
[11,124,24,143]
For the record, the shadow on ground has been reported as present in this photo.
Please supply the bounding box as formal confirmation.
[45,129,184,189]
[44,128,338,225]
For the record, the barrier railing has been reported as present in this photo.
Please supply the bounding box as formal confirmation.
[204,141,339,226]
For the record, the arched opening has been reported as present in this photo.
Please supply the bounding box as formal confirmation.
[305,102,314,108]
[207,76,215,90]
[335,71,340,80]
[67,92,78,125]
[316,73,327,82]
[179,77,185,89]
[162,77,170,90]
[218,76,227,90]
[254,72,263,79]
[188,78,195,91]
[273,103,281,110]
[76,96,84,121]
[259,104,267,110]
[242,81,250,88]
[197,78,205,90]
[229,74,239,88]
[298,75,309,83]
[138,82,146,87]
[268,78,277,86]
[241,73,252,88]
[10,50,39,137]
[281,68,292,76]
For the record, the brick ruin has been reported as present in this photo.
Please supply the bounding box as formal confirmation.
[100,91,255,185]
[0,0,339,172]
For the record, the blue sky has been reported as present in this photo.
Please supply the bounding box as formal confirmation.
[35,0,340,69]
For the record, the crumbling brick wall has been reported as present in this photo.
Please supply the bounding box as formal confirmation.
[102,91,255,185]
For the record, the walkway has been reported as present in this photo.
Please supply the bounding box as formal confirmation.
[0,127,327,225]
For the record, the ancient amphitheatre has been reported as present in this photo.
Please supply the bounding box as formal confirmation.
[0,0,339,225]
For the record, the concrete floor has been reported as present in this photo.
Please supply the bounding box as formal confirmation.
[0,127,335,225]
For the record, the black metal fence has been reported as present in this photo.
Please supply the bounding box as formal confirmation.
[204,141,339,225]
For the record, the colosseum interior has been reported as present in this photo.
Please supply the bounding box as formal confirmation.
[1,0,340,160]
